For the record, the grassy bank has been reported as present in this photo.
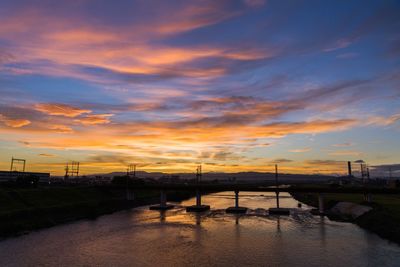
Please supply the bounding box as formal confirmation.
[291,191,400,244]
[0,186,194,239]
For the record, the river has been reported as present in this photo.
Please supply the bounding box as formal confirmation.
[0,192,399,266]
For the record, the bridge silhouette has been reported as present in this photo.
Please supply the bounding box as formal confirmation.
[121,183,400,215]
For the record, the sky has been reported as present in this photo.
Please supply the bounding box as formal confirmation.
[0,0,399,176]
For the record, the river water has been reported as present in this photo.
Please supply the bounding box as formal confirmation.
[0,192,399,266]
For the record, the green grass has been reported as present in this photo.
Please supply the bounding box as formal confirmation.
[297,193,400,220]
[0,186,193,238]
[0,187,119,214]
[0,186,151,237]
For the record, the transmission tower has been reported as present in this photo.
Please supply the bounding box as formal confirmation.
[127,164,136,177]
[64,161,80,179]
[10,157,26,172]
[196,164,202,183]
[360,163,368,183]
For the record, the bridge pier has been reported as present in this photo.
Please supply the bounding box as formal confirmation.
[186,189,210,212]
[269,190,290,215]
[235,190,239,208]
[309,193,327,216]
[318,193,325,214]
[150,190,174,210]
[226,190,247,214]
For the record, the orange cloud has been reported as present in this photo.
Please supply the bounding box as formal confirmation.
[0,118,355,154]
[38,153,55,157]
[35,103,91,117]
[0,114,30,128]
[49,125,74,133]
[74,114,113,125]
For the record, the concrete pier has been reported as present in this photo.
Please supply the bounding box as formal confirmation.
[269,208,290,215]
[318,193,324,214]
[275,190,280,208]
[150,190,174,210]
[186,189,210,212]
[197,189,202,206]
[226,190,247,214]
[268,189,290,215]
[310,194,325,215]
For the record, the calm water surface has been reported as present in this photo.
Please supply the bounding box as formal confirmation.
[0,192,399,266]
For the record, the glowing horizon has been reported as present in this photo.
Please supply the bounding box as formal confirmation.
[0,0,399,176]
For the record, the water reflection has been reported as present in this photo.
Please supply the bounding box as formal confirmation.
[0,192,399,267]
[319,215,326,247]
[195,212,201,225]
[276,215,282,233]
[159,210,166,223]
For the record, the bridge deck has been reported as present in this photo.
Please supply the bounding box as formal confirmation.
[120,184,400,194]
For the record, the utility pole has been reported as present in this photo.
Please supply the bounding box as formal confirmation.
[196,164,202,183]
[275,164,280,209]
[65,163,69,179]
[347,161,352,177]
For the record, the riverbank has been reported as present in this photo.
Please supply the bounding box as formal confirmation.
[0,186,194,239]
[291,191,400,245]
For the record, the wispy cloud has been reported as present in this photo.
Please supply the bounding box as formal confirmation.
[323,38,353,52]
[35,103,91,117]
[332,142,353,147]
[270,158,293,164]
[289,147,311,153]
[367,114,400,126]
[0,114,30,128]
[38,153,55,157]
[328,150,362,156]
[74,114,113,125]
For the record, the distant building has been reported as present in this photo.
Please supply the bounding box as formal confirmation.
[0,171,50,184]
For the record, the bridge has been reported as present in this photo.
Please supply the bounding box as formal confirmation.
[122,183,400,215]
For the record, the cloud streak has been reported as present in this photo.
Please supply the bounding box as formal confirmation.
[0,114,30,128]
[35,103,91,117]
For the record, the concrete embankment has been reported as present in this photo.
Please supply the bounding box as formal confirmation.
[0,186,194,239]
[330,202,372,220]
[290,192,400,245]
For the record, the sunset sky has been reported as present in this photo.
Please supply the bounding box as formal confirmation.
[0,0,399,176]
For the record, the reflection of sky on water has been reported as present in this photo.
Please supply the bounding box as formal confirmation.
[0,192,399,267]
